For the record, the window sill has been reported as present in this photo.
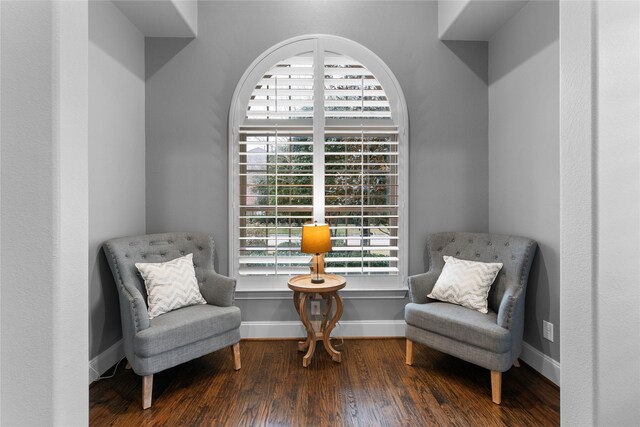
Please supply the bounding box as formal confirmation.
[234,287,408,300]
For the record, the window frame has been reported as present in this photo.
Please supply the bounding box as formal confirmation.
[229,34,409,291]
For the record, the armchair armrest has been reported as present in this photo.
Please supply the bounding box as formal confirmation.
[121,285,150,332]
[102,242,150,332]
[407,271,440,304]
[200,270,236,307]
[496,286,523,329]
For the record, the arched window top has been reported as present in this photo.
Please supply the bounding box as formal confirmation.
[232,34,407,128]
[245,50,392,122]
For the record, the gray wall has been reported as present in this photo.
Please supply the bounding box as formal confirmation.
[593,1,640,422]
[145,1,489,323]
[89,0,146,359]
[2,2,89,424]
[488,1,560,361]
[560,2,640,422]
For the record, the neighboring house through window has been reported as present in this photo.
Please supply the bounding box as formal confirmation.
[229,35,408,290]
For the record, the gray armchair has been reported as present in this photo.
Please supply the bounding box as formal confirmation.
[405,232,537,404]
[103,232,241,409]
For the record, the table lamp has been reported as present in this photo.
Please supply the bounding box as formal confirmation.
[301,222,332,284]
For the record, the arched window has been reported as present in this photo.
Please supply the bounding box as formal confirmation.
[229,35,408,290]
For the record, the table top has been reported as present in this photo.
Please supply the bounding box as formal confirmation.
[287,274,346,293]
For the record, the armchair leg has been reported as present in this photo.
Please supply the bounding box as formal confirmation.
[232,342,241,370]
[491,371,502,404]
[513,359,521,368]
[142,375,153,409]
[405,339,414,366]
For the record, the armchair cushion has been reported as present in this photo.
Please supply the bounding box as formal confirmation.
[135,304,241,358]
[135,253,207,319]
[427,256,503,314]
[405,302,511,354]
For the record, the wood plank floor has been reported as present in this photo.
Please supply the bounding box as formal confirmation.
[90,339,559,426]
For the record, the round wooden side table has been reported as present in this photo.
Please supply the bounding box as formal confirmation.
[287,274,346,367]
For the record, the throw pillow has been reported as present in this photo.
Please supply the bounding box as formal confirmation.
[427,256,503,314]
[135,253,207,319]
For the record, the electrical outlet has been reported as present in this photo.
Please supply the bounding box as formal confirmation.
[311,301,321,316]
[543,320,554,342]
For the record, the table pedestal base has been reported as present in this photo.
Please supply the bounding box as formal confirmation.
[293,291,344,367]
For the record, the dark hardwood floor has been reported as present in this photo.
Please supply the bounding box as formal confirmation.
[90,339,559,426]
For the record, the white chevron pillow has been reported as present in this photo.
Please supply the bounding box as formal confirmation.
[427,256,503,314]
[135,253,207,319]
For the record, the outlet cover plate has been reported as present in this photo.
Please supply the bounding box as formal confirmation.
[543,320,554,342]
[311,301,321,315]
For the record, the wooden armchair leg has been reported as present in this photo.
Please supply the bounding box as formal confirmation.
[232,342,241,370]
[491,371,502,404]
[142,375,153,409]
[405,339,414,366]
[513,359,521,368]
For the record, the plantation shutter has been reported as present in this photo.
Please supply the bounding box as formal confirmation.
[324,126,399,275]
[322,53,398,275]
[238,126,314,275]
[237,46,400,279]
[324,53,392,120]
[246,54,314,120]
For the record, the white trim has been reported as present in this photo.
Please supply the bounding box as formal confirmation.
[520,342,560,386]
[87,331,560,388]
[312,38,325,222]
[228,34,409,291]
[240,320,405,339]
[234,275,406,291]
[236,288,407,300]
[89,340,124,384]
[559,1,596,423]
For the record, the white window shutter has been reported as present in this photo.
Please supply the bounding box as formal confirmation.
[238,48,399,278]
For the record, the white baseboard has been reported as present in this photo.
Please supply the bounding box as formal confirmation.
[88,328,560,387]
[89,339,124,384]
[87,321,403,382]
[520,342,560,386]
[240,320,406,339]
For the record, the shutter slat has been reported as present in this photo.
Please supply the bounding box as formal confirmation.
[324,77,381,86]
[325,256,399,263]
[325,89,386,97]
[240,246,399,252]
[324,100,391,108]
[239,267,310,275]
[239,256,310,265]
[257,76,313,85]
[323,67,375,76]
[246,110,314,118]
[326,267,399,274]
[324,111,392,118]
[251,89,317,97]
[248,99,315,108]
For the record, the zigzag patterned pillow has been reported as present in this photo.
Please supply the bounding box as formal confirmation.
[135,253,207,319]
[427,256,503,314]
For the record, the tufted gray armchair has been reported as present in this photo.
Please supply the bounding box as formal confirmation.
[405,232,537,404]
[103,232,241,409]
